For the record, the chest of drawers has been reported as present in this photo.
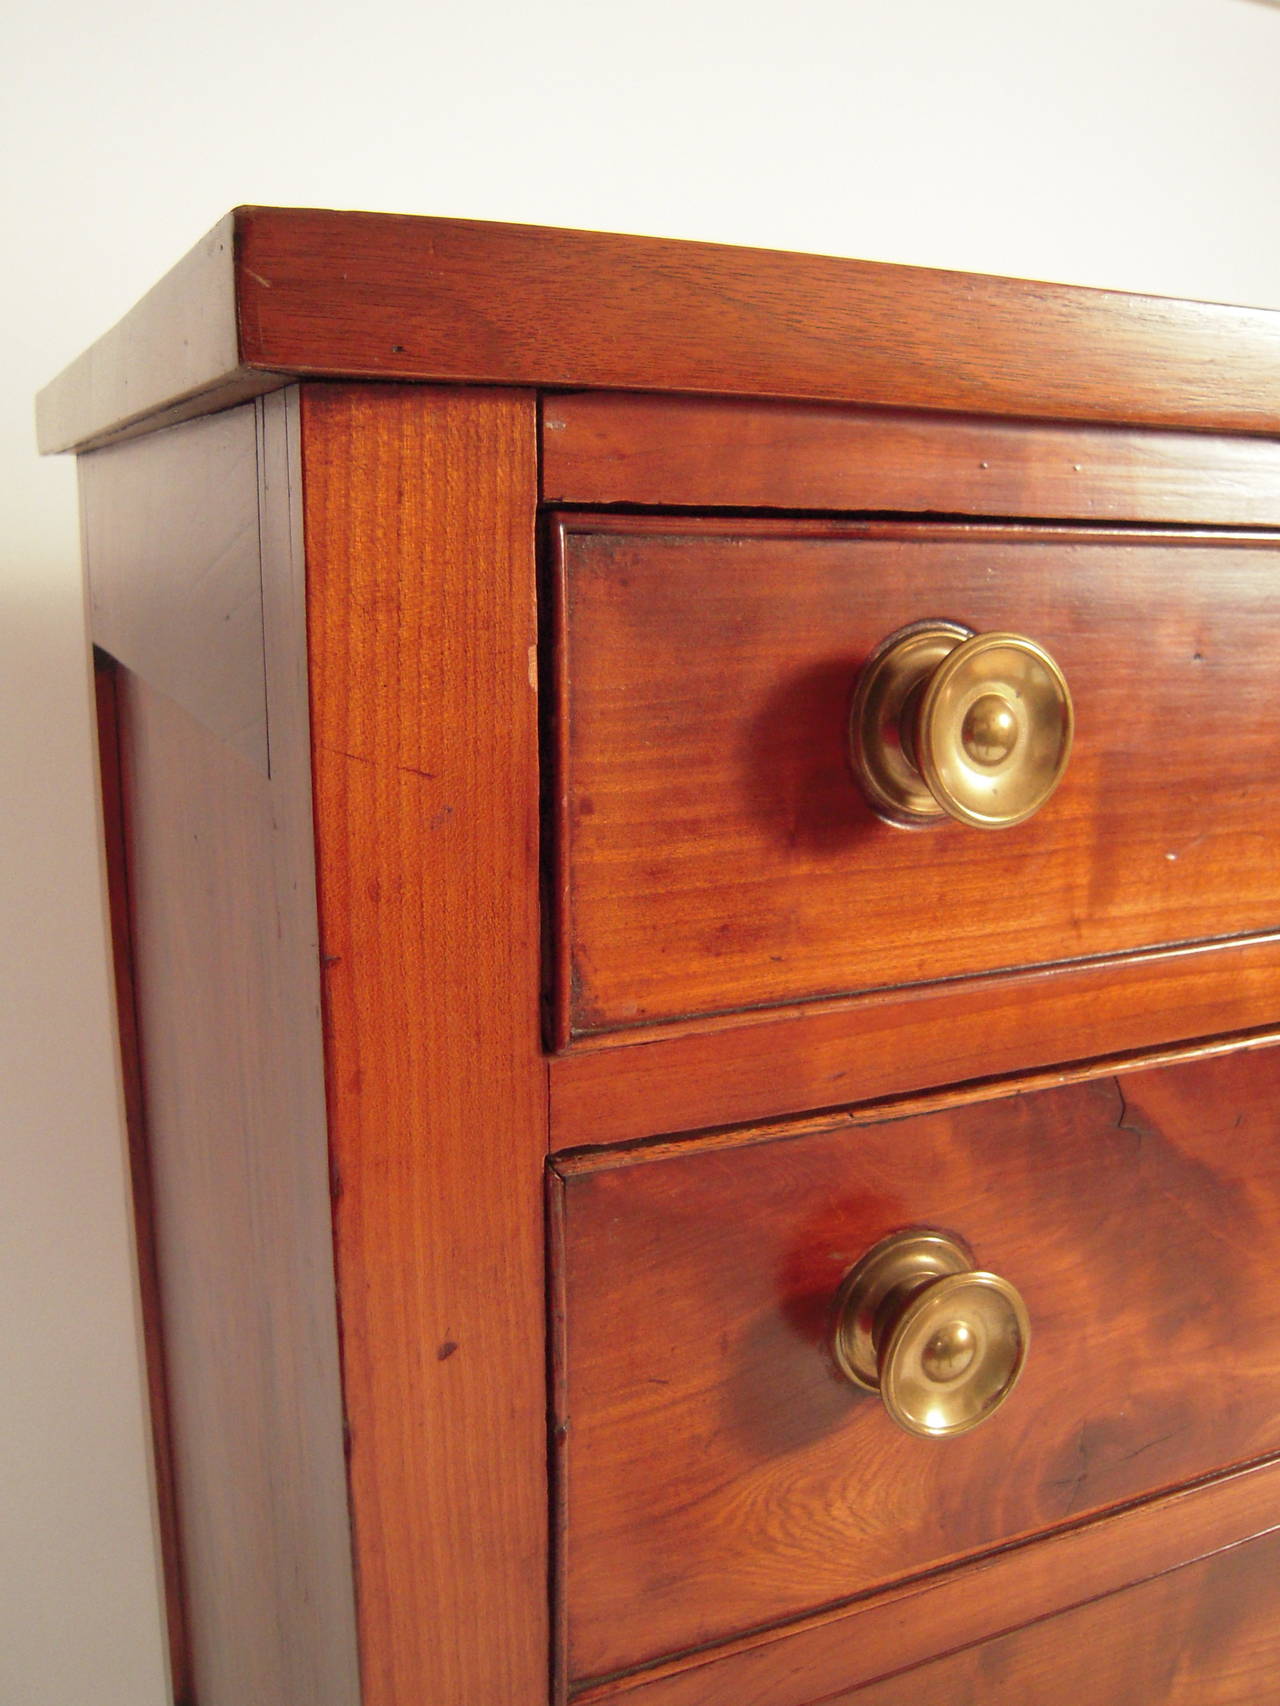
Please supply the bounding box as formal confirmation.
[39,208,1280,1706]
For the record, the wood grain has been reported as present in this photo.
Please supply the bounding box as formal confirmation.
[37,205,1280,454]
[101,392,361,1705]
[54,207,1280,1706]
[553,515,1280,1039]
[300,383,549,1706]
[550,936,1280,1147]
[824,1525,1280,1706]
[542,392,1280,526]
[231,210,1280,432]
[80,406,268,770]
[552,1046,1280,1685]
[572,1457,1280,1706]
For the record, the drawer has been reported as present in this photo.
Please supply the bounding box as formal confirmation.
[550,1044,1280,1690]
[826,1525,1280,1706]
[549,514,1280,1044]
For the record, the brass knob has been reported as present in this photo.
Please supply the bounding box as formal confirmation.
[849,620,1073,828]
[832,1230,1030,1438]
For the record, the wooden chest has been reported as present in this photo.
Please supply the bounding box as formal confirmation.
[39,208,1280,1706]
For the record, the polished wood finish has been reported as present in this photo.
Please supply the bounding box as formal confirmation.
[553,515,1280,1040]
[91,393,361,1705]
[828,1524,1280,1705]
[94,658,192,1705]
[574,1458,1280,1706]
[552,1047,1280,1686]
[300,384,549,1706]
[80,406,268,769]
[550,939,1280,1146]
[558,1025,1280,1174]
[49,216,1280,1706]
[543,393,1280,526]
[36,206,1280,455]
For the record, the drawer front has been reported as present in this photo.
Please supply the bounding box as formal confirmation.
[551,1045,1280,1687]
[551,515,1280,1041]
[827,1525,1280,1706]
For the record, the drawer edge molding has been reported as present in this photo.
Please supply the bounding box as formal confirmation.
[566,1455,1280,1706]
[549,934,1280,1147]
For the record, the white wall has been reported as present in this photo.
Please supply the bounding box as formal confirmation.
[4,1,1280,1698]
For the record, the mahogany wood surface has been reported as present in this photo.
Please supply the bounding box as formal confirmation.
[542,392,1280,525]
[95,393,361,1705]
[827,1524,1280,1706]
[553,515,1280,1039]
[95,659,191,1704]
[37,206,1280,455]
[80,406,268,769]
[300,383,550,1706]
[52,212,1280,1706]
[574,1458,1280,1706]
[552,1046,1280,1686]
[549,936,1280,1147]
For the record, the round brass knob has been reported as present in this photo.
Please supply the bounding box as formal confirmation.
[849,620,1074,828]
[831,1229,1030,1438]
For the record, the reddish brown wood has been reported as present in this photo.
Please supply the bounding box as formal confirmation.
[552,515,1280,1040]
[50,211,1280,1706]
[551,1046,1280,1686]
[94,657,192,1705]
[232,212,1280,433]
[823,1526,1280,1706]
[550,939,1280,1147]
[542,393,1280,526]
[96,392,361,1706]
[572,1458,1280,1706]
[301,383,549,1706]
[554,1013,1280,1172]
[36,206,1280,455]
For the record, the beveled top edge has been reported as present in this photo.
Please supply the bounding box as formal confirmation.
[37,212,245,454]
[37,205,1280,454]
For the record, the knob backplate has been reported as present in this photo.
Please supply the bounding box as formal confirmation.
[831,1228,973,1389]
[848,620,973,827]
